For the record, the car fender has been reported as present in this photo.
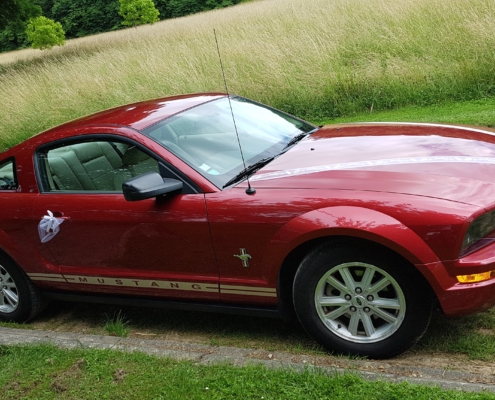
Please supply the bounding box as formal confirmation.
[263,206,443,290]
[0,228,45,273]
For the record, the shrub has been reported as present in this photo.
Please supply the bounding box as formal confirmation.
[119,0,160,27]
[25,16,65,50]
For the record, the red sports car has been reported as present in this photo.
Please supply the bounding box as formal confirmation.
[1,93,495,358]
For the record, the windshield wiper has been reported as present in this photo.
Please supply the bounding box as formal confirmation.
[283,129,317,150]
[223,156,275,188]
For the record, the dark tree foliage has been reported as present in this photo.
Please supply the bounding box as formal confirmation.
[155,0,241,19]
[46,0,121,38]
[0,0,42,51]
[0,0,242,52]
[0,0,42,30]
[36,0,55,17]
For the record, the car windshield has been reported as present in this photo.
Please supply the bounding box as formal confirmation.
[142,96,316,188]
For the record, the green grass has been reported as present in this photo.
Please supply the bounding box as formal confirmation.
[0,321,34,330]
[104,310,130,338]
[1,0,495,151]
[419,309,495,361]
[1,344,493,399]
[5,300,494,362]
[316,97,495,127]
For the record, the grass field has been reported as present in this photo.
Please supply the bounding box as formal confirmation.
[1,0,495,151]
[2,344,494,399]
[317,97,495,127]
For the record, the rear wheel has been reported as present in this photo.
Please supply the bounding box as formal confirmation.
[0,255,44,322]
[293,243,432,359]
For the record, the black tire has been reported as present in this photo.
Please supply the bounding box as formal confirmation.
[293,242,432,359]
[0,255,45,322]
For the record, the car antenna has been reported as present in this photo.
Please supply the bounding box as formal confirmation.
[214,29,256,195]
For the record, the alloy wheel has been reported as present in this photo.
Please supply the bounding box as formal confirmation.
[314,262,406,343]
[0,264,19,313]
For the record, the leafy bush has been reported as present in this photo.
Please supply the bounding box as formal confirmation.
[25,16,65,50]
[119,0,160,27]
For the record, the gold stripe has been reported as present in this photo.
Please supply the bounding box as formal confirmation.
[28,273,218,293]
[30,276,66,282]
[28,273,64,279]
[221,290,277,297]
[61,275,219,293]
[220,285,276,293]
[28,274,276,297]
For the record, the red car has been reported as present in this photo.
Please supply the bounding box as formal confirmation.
[1,93,495,358]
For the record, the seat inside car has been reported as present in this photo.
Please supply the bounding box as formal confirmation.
[47,142,127,191]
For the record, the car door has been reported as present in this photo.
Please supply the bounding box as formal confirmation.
[29,137,219,301]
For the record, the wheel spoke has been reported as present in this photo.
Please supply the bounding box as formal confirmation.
[348,313,360,336]
[339,268,357,292]
[361,312,376,337]
[318,296,349,308]
[325,305,350,320]
[368,276,391,294]
[360,267,375,292]
[370,305,398,324]
[3,289,18,306]
[372,298,401,310]
[325,275,349,294]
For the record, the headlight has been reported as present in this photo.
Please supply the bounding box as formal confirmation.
[460,210,495,257]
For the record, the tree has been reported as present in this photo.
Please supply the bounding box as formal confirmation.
[49,0,121,39]
[119,0,160,27]
[25,16,65,50]
[0,0,42,30]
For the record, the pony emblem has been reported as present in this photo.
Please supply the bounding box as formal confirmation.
[234,248,251,267]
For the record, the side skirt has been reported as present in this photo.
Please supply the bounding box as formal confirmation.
[43,292,282,319]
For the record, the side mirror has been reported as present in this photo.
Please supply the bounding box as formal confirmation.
[122,172,183,201]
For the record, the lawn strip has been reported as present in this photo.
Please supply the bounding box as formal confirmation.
[1,327,495,395]
[1,343,495,399]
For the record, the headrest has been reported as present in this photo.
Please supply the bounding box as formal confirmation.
[122,147,150,166]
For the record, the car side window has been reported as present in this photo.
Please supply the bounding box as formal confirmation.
[39,140,160,192]
[0,159,17,190]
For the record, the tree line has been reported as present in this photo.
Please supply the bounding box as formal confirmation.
[0,0,243,52]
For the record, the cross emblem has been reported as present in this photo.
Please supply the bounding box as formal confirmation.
[234,248,251,267]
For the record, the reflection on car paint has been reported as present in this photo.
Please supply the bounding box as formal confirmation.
[251,156,495,181]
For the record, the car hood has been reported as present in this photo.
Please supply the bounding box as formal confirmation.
[249,123,495,208]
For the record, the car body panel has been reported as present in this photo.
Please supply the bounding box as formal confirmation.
[250,124,495,208]
[27,192,220,300]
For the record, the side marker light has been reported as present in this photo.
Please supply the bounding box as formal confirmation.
[457,270,495,283]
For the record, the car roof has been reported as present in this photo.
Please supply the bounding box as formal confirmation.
[49,93,227,132]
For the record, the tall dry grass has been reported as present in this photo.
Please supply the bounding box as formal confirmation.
[1,0,495,151]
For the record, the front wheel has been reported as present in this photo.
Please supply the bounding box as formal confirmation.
[293,243,432,359]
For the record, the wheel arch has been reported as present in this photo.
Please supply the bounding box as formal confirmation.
[0,229,32,271]
[0,228,49,277]
[274,206,440,321]
[0,242,47,322]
